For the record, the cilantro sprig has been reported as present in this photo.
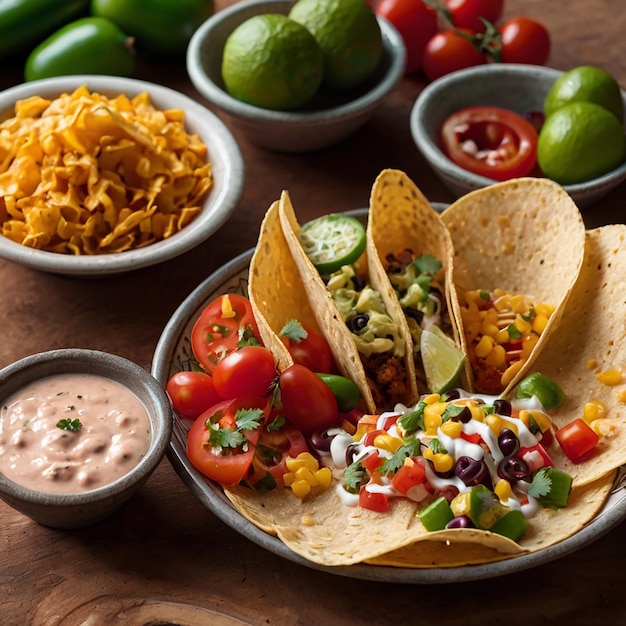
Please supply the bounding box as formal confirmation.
[207,407,263,453]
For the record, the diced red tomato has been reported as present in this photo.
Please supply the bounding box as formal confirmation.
[359,485,390,512]
[555,419,600,463]
[391,460,426,496]
[518,443,553,474]
[362,449,384,474]
[461,431,483,445]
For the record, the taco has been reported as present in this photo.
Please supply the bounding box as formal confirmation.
[441,177,586,396]
[367,168,464,394]
[277,190,418,413]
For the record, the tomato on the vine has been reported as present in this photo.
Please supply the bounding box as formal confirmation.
[279,364,339,436]
[498,17,551,65]
[440,106,539,181]
[166,370,222,419]
[212,345,278,400]
[375,0,439,74]
[187,396,268,485]
[422,29,485,82]
[445,0,504,33]
[191,294,261,374]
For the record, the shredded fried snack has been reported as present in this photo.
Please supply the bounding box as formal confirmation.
[0,85,213,255]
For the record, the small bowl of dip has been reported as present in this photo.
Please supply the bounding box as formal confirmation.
[0,349,172,529]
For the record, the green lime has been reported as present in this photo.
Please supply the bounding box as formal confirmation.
[537,101,625,185]
[221,14,323,111]
[420,326,465,394]
[544,65,624,121]
[288,0,382,92]
[299,213,366,275]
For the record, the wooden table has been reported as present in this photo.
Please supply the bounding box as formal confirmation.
[1,1,625,624]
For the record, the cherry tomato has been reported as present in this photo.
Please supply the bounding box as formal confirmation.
[191,294,261,374]
[375,0,439,74]
[166,370,221,419]
[422,29,485,82]
[445,0,504,33]
[279,364,339,436]
[281,326,333,373]
[187,396,267,485]
[555,419,599,463]
[212,345,277,400]
[359,485,390,512]
[498,17,551,65]
[440,106,539,181]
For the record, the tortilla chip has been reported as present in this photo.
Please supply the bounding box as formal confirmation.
[441,177,586,395]
[524,224,626,487]
[367,168,462,394]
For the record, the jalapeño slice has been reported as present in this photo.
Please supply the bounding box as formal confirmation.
[299,213,366,275]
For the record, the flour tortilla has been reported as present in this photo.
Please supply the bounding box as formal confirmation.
[521,224,626,487]
[278,190,416,413]
[441,177,586,396]
[367,168,463,393]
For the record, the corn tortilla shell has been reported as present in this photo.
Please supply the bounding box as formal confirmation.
[441,177,586,395]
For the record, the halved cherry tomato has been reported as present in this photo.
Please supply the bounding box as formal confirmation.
[445,0,504,33]
[212,345,278,400]
[440,106,539,181]
[281,325,333,374]
[375,0,439,74]
[191,294,261,374]
[166,370,222,419]
[498,17,550,66]
[422,29,485,82]
[359,485,390,512]
[279,364,339,436]
[555,419,599,463]
[187,396,268,485]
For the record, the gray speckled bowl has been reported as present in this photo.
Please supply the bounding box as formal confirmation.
[186,0,406,152]
[411,64,626,209]
[0,75,244,277]
[0,349,172,529]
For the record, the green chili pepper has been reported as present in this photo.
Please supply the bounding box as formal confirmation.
[516,372,565,410]
[419,496,454,531]
[489,509,527,542]
[25,17,136,81]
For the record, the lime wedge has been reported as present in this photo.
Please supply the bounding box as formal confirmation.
[420,326,465,394]
[300,214,366,275]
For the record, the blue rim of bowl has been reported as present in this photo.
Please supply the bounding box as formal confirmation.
[0,76,244,276]
[186,0,407,124]
[410,64,626,195]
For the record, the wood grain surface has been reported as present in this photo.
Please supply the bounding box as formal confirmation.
[1,1,625,624]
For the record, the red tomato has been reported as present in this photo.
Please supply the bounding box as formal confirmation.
[422,29,485,82]
[376,0,439,74]
[281,326,333,373]
[166,370,222,419]
[555,419,599,463]
[362,450,384,473]
[445,0,504,33]
[498,17,551,65]
[440,106,538,181]
[391,460,427,495]
[359,485,390,512]
[279,364,339,436]
[212,345,277,400]
[187,396,267,485]
[191,294,261,374]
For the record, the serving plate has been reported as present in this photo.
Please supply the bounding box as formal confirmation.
[151,207,626,583]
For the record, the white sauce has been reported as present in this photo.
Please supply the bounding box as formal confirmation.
[0,373,151,494]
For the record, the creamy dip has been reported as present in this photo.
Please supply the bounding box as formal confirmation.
[0,373,151,494]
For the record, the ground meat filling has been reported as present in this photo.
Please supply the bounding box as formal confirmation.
[361,353,408,409]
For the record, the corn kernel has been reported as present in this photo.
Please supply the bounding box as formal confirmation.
[500,418,518,435]
[527,410,551,433]
[590,418,618,438]
[470,404,486,422]
[509,294,527,314]
[486,414,503,435]
[515,317,532,334]
[423,393,441,405]
[294,466,318,486]
[517,409,530,428]
[485,344,506,368]
[374,433,404,454]
[286,452,318,473]
[314,467,332,488]
[451,492,471,516]
[495,328,510,344]
[583,400,606,424]
[283,472,295,486]
[535,303,555,318]
[495,479,512,503]
[595,369,623,386]
[475,335,494,358]
[501,359,525,386]
[291,479,312,498]
[532,313,549,334]
[440,420,463,438]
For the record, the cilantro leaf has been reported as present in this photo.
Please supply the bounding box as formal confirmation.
[235,408,263,431]
[441,403,468,421]
[508,324,523,340]
[279,319,308,343]
[343,462,367,495]
[56,418,82,432]
[428,438,448,454]
[397,402,427,434]
[414,254,442,276]
[236,325,261,349]
[527,467,552,498]
[380,437,421,475]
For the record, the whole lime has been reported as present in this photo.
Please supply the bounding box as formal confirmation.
[537,101,625,185]
[221,14,324,111]
[289,0,383,92]
[544,65,624,122]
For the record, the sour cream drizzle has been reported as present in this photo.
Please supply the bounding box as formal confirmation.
[0,373,151,494]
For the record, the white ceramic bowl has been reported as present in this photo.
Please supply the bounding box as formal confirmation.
[0,75,244,276]
[0,349,172,529]
[411,64,626,209]
[186,0,406,152]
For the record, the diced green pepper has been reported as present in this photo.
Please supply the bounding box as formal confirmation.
[533,466,573,509]
[419,496,454,531]
[489,510,527,542]
[516,373,565,410]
